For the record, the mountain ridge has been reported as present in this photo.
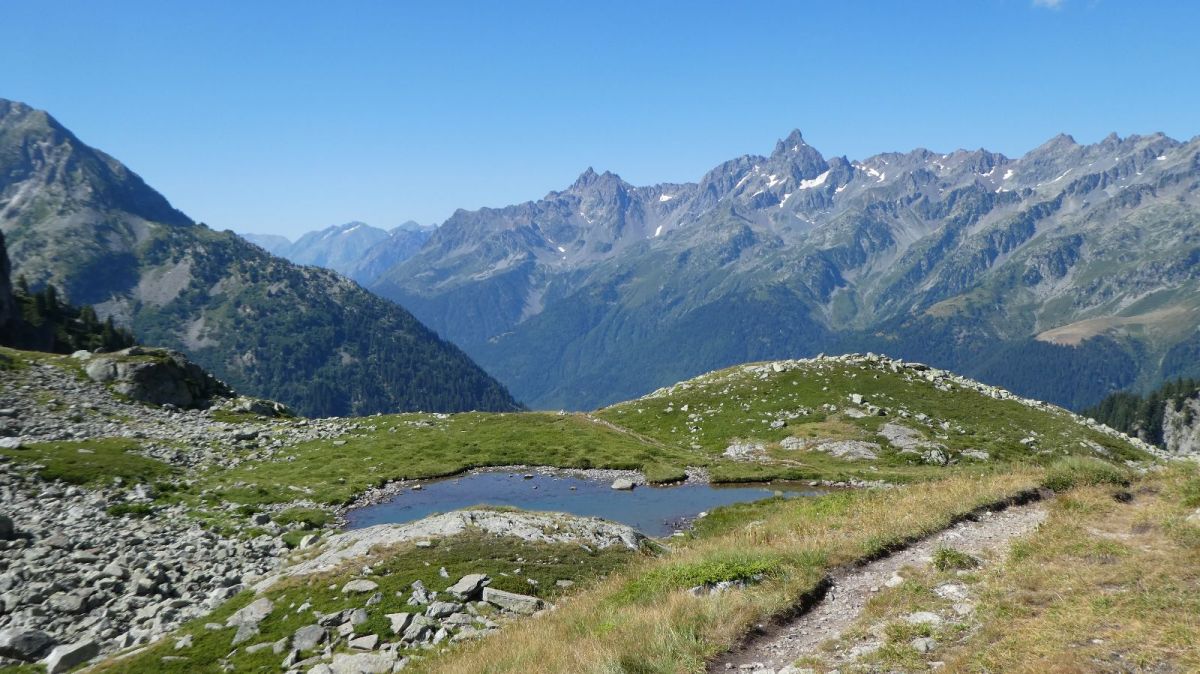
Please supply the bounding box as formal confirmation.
[365,127,1200,410]
[0,98,520,416]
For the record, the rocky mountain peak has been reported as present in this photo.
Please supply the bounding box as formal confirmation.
[768,129,829,179]
[773,129,808,155]
[569,167,627,193]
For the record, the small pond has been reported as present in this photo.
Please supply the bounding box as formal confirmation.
[345,471,828,537]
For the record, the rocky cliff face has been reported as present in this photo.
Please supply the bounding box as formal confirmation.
[0,232,15,330]
[1161,397,1200,455]
[369,128,1200,410]
[0,99,520,417]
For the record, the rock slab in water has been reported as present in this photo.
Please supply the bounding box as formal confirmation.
[610,478,635,490]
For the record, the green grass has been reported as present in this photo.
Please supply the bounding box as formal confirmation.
[197,412,698,506]
[1041,456,1131,492]
[596,359,1148,485]
[188,354,1144,515]
[616,551,788,603]
[0,438,176,486]
[273,507,333,529]
[932,545,980,571]
[93,530,639,674]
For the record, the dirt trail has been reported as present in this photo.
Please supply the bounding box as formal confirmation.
[709,499,1049,673]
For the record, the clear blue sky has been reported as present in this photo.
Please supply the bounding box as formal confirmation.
[4,1,1197,237]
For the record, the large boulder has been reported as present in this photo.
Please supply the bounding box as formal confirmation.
[329,651,397,674]
[84,346,233,408]
[42,640,99,674]
[446,573,490,600]
[0,628,54,661]
[482,587,545,615]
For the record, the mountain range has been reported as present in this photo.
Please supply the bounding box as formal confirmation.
[343,129,1200,411]
[0,98,519,416]
[242,220,434,285]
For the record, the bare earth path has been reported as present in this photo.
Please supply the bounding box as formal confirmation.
[709,500,1049,673]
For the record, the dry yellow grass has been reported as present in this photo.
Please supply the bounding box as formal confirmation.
[938,465,1200,673]
[415,470,1042,673]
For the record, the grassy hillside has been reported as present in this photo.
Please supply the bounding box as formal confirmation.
[0,346,1167,673]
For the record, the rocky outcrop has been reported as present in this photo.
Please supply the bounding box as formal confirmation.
[1162,397,1200,455]
[82,346,234,408]
[255,509,646,592]
[0,232,15,331]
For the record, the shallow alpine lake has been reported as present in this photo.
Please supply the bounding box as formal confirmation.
[345,471,829,537]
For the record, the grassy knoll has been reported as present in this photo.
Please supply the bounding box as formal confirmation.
[91,531,639,674]
[597,359,1147,483]
[415,469,1043,673]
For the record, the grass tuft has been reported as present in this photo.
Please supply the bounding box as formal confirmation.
[1041,456,1130,492]
[931,545,980,571]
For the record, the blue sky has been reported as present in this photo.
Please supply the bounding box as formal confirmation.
[4,1,1197,237]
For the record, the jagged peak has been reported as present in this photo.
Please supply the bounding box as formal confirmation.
[773,129,808,155]
[569,167,627,191]
[1033,133,1079,153]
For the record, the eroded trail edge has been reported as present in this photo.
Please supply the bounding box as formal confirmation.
[708,494,1050,673]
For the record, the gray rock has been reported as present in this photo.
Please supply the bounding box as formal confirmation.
[227,597,274,628]
[231,622,259,646]
[407,580,434,605]
[329,651,396,674]
[812,439,880,460]
[904,611,943,626]
[47,591,89,614]
[911,636,938,653]
[340,579,379,594]
[402,617,432,643]
[348,634,378,650]
[227,597,274,645]
[244,641,275,654]
[101,562,127,579]
[348,608,369,626]
[385,612,413,635]
[84,348,233,408]
[610,478,635,490]
[42,640,99,674]
[293,624,327,651]
[425,601,462,619]
[482,587,545,614]
[446,573,490,600]
[0,628,54,661]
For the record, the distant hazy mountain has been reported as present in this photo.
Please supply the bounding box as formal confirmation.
[0,98,520,416]
[240,232,293,256]
[371,129,1200,410]
[345,221,435,285]
[240,220,433,285]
